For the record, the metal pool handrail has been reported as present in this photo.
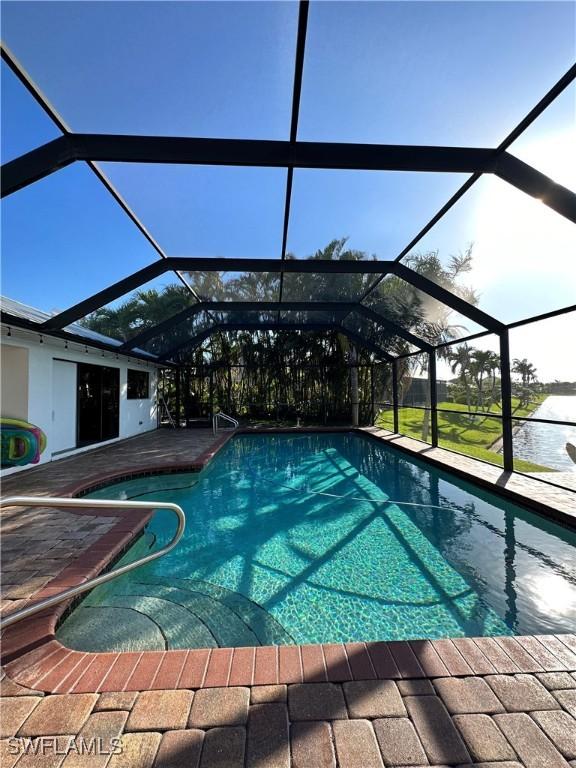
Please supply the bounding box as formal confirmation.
[0,496,185,630]
[212,411,239,434]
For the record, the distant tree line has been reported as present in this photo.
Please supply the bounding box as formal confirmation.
[81,239,502,425]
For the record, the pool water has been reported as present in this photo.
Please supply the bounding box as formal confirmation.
[58,432,576,651]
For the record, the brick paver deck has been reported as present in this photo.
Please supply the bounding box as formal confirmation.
[1,427,575,766]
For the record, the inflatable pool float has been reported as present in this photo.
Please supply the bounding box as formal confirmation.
[1,418,47,468]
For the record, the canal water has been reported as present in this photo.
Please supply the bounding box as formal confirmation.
[514,395,576,473]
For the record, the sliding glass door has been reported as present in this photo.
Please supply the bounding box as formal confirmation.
[77,363,119,446]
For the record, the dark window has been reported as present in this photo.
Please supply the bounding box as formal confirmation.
[128,369,150,399]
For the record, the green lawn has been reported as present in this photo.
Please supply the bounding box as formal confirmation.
[375,396,553,473]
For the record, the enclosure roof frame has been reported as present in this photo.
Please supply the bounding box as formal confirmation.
[1,1,575,364]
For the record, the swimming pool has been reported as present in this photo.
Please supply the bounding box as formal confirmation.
[57,432,576,651]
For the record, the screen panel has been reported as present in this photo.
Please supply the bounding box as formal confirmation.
[509,311,576,398]
[364,273,485,342]
[299,1,576,146]
[282,271,375,302]
[139,308,216,357]
[507,83,576,191]
[513,418,576,478]
[397,352,430,408]
[1,60,62,163]
[374,404,395,431]
[436,334,502,416]
[438,414,504,468]
[2,1,298,139]
[0,163,161,314]
[182,271,281,302]
[97,163,286,259]
[509,310,576,489]
[217,309,279,325]
[395,174,576,325]
[287,169,468,262]
[434,334,506,467]
[279,309,348,325]
[372,363,393,407]
[77,276,196,344]
[342,312,410,356]
[398,406,433,445]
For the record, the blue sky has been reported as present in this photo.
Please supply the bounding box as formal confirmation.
[1,1,575,377]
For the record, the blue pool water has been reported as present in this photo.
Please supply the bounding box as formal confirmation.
[58,433,576,651]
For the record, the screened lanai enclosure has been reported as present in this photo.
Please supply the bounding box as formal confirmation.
[1,1,575,490]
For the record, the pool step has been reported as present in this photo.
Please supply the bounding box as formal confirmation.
[57,604,166,652]
[102,594,218,649]
[111,582,259,648]
[59,591,218,651]
[57,573,294,651]
[168,578,295,645]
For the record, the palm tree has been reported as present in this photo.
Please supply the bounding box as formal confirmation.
[78,295,142,341]
[512,358,537,386]
[448,344,473,413]
[469,350,495,410]
[484,351,501,410]
[285,238,373,425]
[512,358,538,408]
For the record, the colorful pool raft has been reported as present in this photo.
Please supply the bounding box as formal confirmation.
[0,417,47,468]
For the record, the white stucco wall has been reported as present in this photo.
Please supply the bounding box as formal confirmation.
[1,330,160,477]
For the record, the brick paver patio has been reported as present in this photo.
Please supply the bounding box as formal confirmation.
[1,427,575,766]
[3,670,576,767]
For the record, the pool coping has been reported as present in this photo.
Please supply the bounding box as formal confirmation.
[2,426,575,693]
